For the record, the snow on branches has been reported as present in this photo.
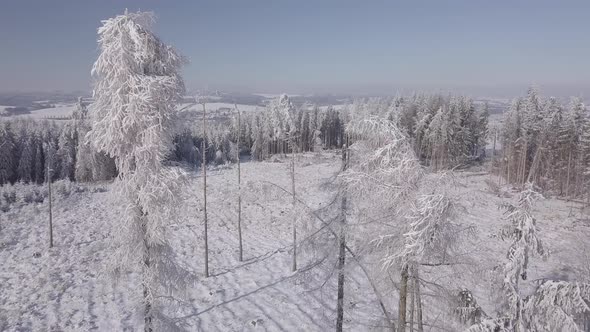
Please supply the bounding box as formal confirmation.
[523,280,590,331]
[498,185,546,331]
[88,10,190,331]
[341,116,423,204]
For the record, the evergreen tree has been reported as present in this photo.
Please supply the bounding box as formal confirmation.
[0,123,16,185]
[17,134,35,183]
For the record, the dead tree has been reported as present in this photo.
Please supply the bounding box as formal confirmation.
[398,264,409,332]
[47,159,54,248]
[202,102,209,277]
[414,267,424,332]
[235,103,243,261]
[291,135,297,272]
[336,138,349,332]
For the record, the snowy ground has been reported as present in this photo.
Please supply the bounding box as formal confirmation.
[1,154,589,331]
[9,103,77,120]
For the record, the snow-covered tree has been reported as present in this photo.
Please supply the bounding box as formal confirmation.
[342,117,423,331]
[57,124,77,181]
[467,185,546,332]
[499,185,546,331]
[522,280,590,331]
[72,96,88,122]
[17,134,35,183]
[0,123,16,185]
[33,133,45,184]
[87,11,190,331]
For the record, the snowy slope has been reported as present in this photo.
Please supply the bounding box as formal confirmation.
[1,155,588,331]
[0,153,389,331]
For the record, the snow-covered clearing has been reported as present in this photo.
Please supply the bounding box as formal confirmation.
[1,154,589,331]
[181,103,261,113]
[7,103,77,120]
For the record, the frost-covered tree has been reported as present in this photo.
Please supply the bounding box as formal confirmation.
[44,140,58,183]
[342,117,424,331]
[33,133,45,184]
[57,124,77,181]
[17,134,35,183]
[87,11,190,331]
[467,185,546,332]
[499,88,590,199]
[0,123,16,185]
[499,186,546,331]
[72,97,88,121]
[522,280,590,331]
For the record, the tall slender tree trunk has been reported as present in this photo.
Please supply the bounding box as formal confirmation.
[236,104,243,262]
[202,103,209,277]
[414,268,423,332]
[520,140,528,189]
[47,162,53,248]
[409,273,415,332]
[291,137,297,272]
[398,264,409,332]
[491,130,497,177]
[526,145,543,184]
[336,140,349,332]
[565,150,572,197]
[141,214,153,332]
[507,146,512,184]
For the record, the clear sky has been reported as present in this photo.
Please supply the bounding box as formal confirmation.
[0,0,589,97]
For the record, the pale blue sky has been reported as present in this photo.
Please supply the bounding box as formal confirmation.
[0,1,589,97]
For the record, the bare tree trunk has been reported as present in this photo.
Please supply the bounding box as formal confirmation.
[415,268,423,332]
[565,150,572,197]
[236,104,243,262]
[520,140,528,189]
[526,145,543,184]
[202,103,209,277]
[507,146,512,184]
[499,146,506,185]
[139,208,153,332]
[398,264,409,332]
[47,162,53,248]
[336,140,349,332]
[291,138,297,272]
[491,129,497,177]
[409,272,415,332]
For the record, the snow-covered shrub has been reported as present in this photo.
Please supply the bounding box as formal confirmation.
[2,187,16,205]
[455,289,486,326]
[214,150,225,165]
[20,186,37,204]
[53,179,73,198]
[0,201,8,213]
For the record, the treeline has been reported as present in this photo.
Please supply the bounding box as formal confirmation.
[0,93,490,185]
[497,87,590,198]
[390,95,489,170]
[171,95,347,165]
[341,95,489,170]
[172,94,489,171]
[0,100,116,186]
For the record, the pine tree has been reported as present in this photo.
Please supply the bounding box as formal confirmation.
[0,123,16,185]
[17,134,35,183]
[57,125,77,181]
[33,133,45,184]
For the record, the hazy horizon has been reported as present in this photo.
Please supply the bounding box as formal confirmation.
[1,1,589,98]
